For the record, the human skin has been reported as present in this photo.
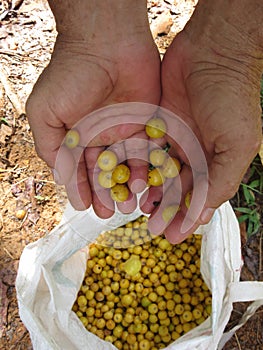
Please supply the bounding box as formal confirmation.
[26,0,161,218]
[142,0,263,242]
[26,0,263,242]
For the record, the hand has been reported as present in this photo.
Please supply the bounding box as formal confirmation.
[143,1,263,243]
[26,1,161,218]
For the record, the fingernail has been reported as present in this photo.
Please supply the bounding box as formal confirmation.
[181,216,195,234]
[51,168,61,184]
[200,208,215,224]
[130,179,147,193]
[147,218,164,236]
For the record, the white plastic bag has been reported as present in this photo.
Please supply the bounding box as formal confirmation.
[16,202,263,350]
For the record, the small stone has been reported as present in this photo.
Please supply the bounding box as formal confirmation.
[151,10,173,38]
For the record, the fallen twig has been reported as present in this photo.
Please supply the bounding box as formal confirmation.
[234,333,242,350]
[0,67,24,115]
[3,247,16,260]
[0,48,45,62]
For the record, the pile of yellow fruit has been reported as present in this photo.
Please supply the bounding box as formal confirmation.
[72,216,212,350]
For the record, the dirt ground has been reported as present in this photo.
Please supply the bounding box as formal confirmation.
[0,0,262,349]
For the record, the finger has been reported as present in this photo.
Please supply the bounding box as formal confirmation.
[54,143,76,185]
[116,192,138,214]
[158,108,208,173]
[200,137,260,224]
[164,172,207,243]
[107,142,138,214]
[65,150,92,210]
[139,185,163,214]
[85,146,115,218]
[78,103,157,147]
[125,131,149,193]
[149,136,167,149]
[26,90,78,186]
[146,178,180,236]
[164,211,200,244]
[147,165,194,237]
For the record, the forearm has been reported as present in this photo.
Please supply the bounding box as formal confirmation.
[185,0,263,79]
[47,0,149,42]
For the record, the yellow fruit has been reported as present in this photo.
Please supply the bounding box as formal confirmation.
[161,205,180,223]
[139,339,151,350]
[148,303,158,314]
[148,168,165,187]
[149,149,167,167]
[192,308,202,320]
[15,209,26,220]
[110,184,129,202]
[124,256,142,276]
[77,295,87,307]
[121,294,134,307]
[89,246,99,258]
[98,170,116,188]
[113,325,123,338]
[98,150,118,171]
[80,316,88,327]
[182,310,192,322]
[145,117,167,138]
[73,217,212,348]
[112,164,131,184]
[161,157,181,178]
[65,129,80,149]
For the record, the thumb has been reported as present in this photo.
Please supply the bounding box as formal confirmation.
[26,99,75,185]
[200,130,261,224]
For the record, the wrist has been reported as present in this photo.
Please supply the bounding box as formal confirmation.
[48,0,150,44]
[184,0,263,80]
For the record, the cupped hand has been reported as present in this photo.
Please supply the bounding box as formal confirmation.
[144,21,262,243]
[26,32,161,217]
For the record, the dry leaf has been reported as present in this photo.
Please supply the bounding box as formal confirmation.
[0,123,13,144]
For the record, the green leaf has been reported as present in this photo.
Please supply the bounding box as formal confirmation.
[163,143,171,153]
[1,117,9,125]
[249,214,259,224]
[237,214,249,223]
[242,185,255,204]
[235,207,253,214]
[248,179,260,189]
[247,221,253,236]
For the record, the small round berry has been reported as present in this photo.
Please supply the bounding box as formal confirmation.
[149,149,167,167]
[145,117,167,138]
[98,170,116,188]
[162,205,180,223]
[161,157,181,178]
[148,168,165,187]
[97,150,118,171]
[65,129,80,149]
[110,184,129,202]
[112,164,130,184]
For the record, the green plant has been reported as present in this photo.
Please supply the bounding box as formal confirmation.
[34,195,50,203]
[235,157,263,237]
[1,117,9,125]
